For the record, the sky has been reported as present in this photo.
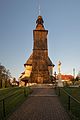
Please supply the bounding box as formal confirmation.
[0,0,80,79]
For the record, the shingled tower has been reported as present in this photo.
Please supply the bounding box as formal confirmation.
[19,16,55,86]
[30,16,49,83]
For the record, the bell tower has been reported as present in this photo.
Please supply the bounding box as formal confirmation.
[30,16,49,83]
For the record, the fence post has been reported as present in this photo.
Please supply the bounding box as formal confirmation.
[3,99,6,119]
[58,87,60,96]
[68,96,70,111]
[24,87,26,97]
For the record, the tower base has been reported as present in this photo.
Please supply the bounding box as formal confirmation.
[30,71,50,83]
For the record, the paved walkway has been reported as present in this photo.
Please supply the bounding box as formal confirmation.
[8,85,71,120]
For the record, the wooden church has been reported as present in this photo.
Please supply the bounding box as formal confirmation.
[19,16,55,86]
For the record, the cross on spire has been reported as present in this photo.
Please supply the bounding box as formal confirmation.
[39,5,41,15]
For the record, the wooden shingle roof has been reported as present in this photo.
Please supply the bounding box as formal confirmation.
[24,53,55,67]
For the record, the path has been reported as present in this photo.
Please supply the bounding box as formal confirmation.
[8,84,71,120]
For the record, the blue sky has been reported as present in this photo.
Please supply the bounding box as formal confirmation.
[0,0,80,79]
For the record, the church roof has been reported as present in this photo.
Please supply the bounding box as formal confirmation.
[24,53,55,67]
[24,53,33,66]
[47,57,55,66]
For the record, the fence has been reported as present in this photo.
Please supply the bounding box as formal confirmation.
[0,87,31,120]
[56,87,80,120]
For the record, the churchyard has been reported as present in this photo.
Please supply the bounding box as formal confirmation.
[0,86,80,120]
[0,86,32,119]
[56,87,80,120]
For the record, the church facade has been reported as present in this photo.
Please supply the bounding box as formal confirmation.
[19,16,54,86]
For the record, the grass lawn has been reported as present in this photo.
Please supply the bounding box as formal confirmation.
[0,86,32,120]
[64,87,80,101]
[58,87,80,120]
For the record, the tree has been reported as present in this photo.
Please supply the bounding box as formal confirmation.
[0,63,12,88]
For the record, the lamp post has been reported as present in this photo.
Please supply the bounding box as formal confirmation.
[73,68,75,79]
[54,71,57,87]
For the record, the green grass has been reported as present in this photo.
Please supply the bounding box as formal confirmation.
[0,86,32,120]
[57,87,80,120]
[64,87,80,101]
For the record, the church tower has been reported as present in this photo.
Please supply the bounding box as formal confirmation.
[30,16,49,83]
[19,16,55,86]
